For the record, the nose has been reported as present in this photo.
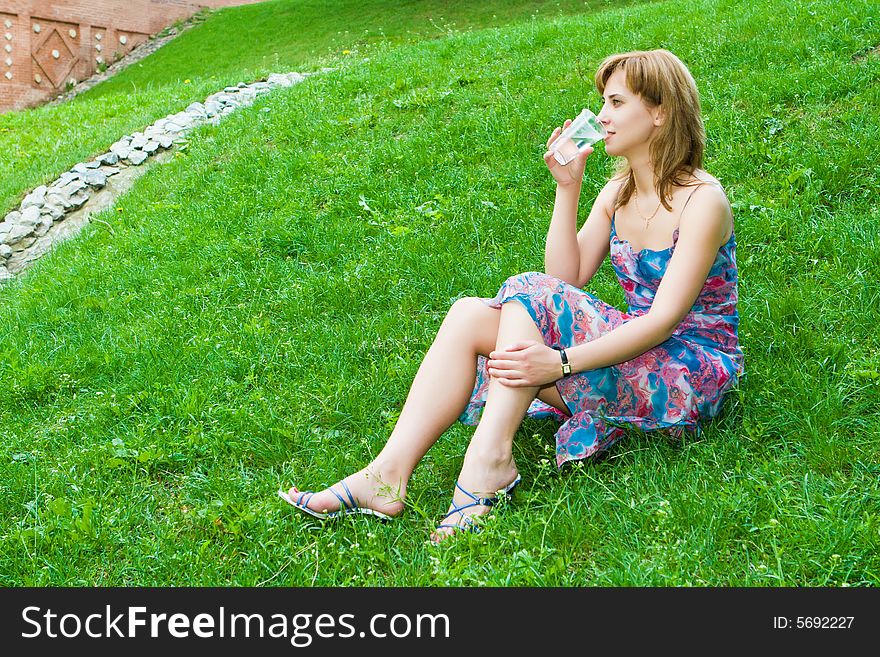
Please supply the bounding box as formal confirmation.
[597,106,610,125]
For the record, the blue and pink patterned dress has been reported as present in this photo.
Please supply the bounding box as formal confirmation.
[459,211,744,468]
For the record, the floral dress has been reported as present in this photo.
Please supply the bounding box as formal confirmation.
[458,213,745,468]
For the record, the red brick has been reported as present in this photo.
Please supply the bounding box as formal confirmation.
[1,0,265,113]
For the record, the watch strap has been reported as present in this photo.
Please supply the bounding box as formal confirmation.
[554,346,572,376]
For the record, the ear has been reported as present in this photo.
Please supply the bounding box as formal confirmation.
[652,105,666,127]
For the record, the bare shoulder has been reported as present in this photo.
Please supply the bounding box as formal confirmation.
[690,171,731,206]
[594,178,625,219]
[680,174,733,245]
[690,180,730,209]
[693,169,723,186]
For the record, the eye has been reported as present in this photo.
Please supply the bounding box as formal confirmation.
[612,99,622,107]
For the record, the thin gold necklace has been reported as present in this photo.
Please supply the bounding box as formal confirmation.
[634,188,663,228]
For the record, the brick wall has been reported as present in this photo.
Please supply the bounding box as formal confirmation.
[0,0,265,113]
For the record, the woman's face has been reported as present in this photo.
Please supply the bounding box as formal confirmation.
[596,69,663,158]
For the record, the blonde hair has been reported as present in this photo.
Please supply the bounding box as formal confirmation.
[595,49,704,211]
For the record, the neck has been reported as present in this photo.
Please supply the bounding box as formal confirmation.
[629,157,657,201]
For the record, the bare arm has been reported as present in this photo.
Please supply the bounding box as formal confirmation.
[541,120,615,288]
[566,313,669,374]
[543,184,582,285]
[544,180,618,287]
[566,185,731,374]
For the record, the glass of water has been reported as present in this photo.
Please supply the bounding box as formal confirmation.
[550,108,607,165]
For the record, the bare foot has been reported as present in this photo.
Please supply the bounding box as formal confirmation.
[286,463,407,518]
[430,454,518,543]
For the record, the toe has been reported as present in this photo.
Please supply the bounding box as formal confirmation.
[288,487,314,508]
[432,520,469,542]
[430,528,451,544]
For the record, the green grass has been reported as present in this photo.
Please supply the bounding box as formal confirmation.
[0,0,645,217]
[1,0,879,585]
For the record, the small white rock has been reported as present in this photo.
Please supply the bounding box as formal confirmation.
[35,216,53,236]
[7,222,35,244]
[21,186,47,209]
[46,193,69,209]
[267,74,292,87]
[56,172,80,187]
[60,179,87,197]
[111,144,133,159]
[20,205,41,226]
[128,150,148,165]
[42,203,65,221]
[81,170,107,187]
[68,193,88,209]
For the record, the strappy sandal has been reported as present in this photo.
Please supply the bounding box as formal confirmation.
[277,481,394,521]
[434,474,522,537]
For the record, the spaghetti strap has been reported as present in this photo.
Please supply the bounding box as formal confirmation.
[613,179,728,244]
[679,179,734,238]
[679,183,705,217]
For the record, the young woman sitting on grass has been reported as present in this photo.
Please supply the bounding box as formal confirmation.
[279,49,744,542]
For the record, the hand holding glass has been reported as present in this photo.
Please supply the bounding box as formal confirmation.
[550,109,607,165]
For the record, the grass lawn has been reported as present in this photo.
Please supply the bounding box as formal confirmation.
[0,0,878,585]
[0,0,646,217]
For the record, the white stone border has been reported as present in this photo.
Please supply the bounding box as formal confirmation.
[1,72,311,281]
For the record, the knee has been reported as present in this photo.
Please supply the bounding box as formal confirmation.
[447,296,488,322]
[443,297,496,332]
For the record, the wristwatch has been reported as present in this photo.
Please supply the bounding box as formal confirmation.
[554,346,572,376]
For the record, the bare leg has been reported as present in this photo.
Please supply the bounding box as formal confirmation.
[287,297,569,517]
[288,298,500,516]
[431,300,544,541]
